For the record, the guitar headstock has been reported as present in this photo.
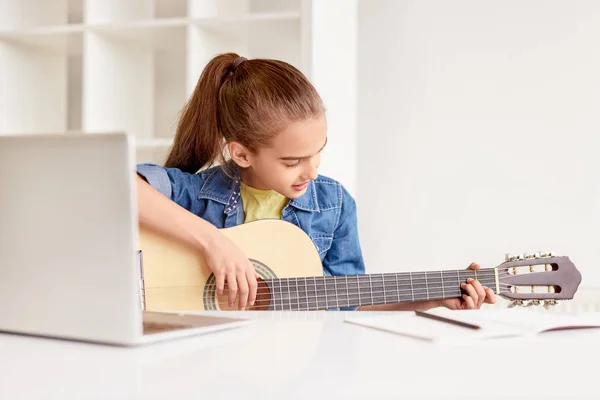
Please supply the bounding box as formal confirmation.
[496,252,581,309]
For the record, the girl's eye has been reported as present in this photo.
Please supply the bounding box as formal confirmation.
[285,162,301,168]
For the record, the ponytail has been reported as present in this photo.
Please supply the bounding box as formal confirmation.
[165,53,239,173]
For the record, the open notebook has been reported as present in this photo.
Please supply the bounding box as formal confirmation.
[345,308,600,343]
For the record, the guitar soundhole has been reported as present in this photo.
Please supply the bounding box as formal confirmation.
[203,259,277,311]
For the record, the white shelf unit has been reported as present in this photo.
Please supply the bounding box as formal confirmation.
[0,0,356,169]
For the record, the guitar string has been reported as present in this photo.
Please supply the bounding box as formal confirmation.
[199,263,549,288]
[214,272,499,289]
[215,279,512,295]
[207,265,544,292]
[156,281,521,297]
[214,288,552,310]
[209,266,549,297]
[167,278,502,295]
[157,282,547,310]
[213,289,544,308]
[206,283,539,307]
[211,283,536,309]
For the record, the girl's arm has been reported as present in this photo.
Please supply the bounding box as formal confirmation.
[137,175,257,310]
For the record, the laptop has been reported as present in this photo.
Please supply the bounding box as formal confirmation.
[0,132,248,346]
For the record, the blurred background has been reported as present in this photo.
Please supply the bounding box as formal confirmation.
[1,0,599,310]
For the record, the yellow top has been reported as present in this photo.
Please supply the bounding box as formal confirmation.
[240,182,289,223]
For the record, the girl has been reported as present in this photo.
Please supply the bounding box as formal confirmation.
[136,52,495,311]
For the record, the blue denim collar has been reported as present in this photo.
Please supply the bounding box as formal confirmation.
[197,164,320,213]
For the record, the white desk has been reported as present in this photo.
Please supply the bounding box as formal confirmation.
[0,311,598,399]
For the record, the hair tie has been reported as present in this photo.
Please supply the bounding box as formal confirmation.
[231,56,247,72]
[219,56,247,90]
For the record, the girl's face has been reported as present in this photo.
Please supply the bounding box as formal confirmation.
[230,115,327,199]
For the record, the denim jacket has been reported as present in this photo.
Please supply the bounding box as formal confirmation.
[136,163,366,282]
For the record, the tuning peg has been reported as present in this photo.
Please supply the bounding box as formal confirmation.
[543,300,559,309]
[508,300,524,308]
[539,251,556,258]
[524,300,541,307]
[524,252,538,259]
[505,253,525,262]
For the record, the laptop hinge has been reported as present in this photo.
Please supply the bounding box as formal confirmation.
[137,250,146,311]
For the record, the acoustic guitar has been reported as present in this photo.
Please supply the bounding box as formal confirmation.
[138,219,582,311]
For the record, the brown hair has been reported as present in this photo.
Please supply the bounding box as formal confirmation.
[164,52,325,174]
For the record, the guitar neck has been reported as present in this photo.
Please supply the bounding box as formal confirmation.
[264,268,497,311]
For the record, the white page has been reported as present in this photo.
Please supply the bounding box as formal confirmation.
[428,308,600,335]
[345,312,520,343]
[345,309,600,343]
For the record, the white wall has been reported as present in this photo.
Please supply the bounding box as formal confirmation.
[357,0,600,289]
[306,0,358,196]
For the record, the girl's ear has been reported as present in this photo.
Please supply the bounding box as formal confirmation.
[228,141,252,168]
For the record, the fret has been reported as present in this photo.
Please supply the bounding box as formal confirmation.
[370,274,385,304]
[456,270,461,299]
[441,270,462,298]
[409,271,414,302]
[425,270,444,301]
[290,277,298,311]
[424,271,429,300]
[359,275,373,305]
[299,277,307,311]
[411,272,428,301]
[314,277,325,310]
[293,277,304,311]
[304,277,309,311]
[294,278,302,310]
[270,279,281,311]
[287,278,295,311]
[327,276,335,310]
[356,275,361,306]
[382,274,400,304]
[334,276,340,308]
[301,277,314,311]
[393,272,414,303]
[440,271,444,299]
[281,278,291,311]
[335,276,349,308]
[345,275,351,308]
[323,277,338,309]
[289,278,296,311]
[267,280,274,311]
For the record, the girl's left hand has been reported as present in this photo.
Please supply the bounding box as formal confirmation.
[439,262,496,310]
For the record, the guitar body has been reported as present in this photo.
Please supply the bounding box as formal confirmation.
[139,219,324,311]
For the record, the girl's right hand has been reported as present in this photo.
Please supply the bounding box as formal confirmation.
[201,230,258,310]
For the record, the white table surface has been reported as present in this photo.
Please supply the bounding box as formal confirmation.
[0,310,599,400]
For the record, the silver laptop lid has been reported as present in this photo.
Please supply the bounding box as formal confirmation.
[0,133,142,344]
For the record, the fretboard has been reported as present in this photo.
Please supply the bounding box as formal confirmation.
[264,269,497,311]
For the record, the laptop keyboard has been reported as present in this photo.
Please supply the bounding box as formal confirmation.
[143,321,193,334]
